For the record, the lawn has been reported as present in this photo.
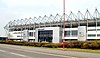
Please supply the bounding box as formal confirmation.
[57,48,100,54]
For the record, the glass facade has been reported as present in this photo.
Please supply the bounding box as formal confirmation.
[38,30,53,43]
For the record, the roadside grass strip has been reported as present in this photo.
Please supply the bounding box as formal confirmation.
[57,48,100,54]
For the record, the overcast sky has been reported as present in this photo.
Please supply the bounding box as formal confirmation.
[0,0,100,36]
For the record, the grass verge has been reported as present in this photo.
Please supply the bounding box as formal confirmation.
[57,48,100,54]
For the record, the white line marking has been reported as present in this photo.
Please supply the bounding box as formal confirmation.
[10,52,27,57]
[5,47,76,58]
[0,49,33,58]
[9,52,33,58]
[0,45,77,58]
[0,50,6,52]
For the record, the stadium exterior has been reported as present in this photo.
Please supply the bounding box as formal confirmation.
[4,9,100,43]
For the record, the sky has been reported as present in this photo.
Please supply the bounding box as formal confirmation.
[0,0,100,36]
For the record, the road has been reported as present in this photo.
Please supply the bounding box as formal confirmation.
[0,44,75,58]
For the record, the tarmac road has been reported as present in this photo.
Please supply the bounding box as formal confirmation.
[0,44,75,58]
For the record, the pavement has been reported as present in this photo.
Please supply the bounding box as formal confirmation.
[0,44,100,58]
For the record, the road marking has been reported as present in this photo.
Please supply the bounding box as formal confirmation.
[0,49,33,58]
[0,45,77,58]
[4,47,77,58]
[0,49,27,57]
[9,52,34,58]
[10,52,27,57]
[0,50,6,52]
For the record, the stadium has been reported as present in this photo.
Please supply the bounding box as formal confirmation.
[4,9,100,43]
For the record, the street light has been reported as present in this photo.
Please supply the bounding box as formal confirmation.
[63,0,66,49]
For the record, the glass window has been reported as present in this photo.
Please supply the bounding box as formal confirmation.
[64,31,70,37]
[88,34,96,37]
[97,29,100,31]
[17,35,21,37]
[38,30,53,43]
[29,32,33,37]
[72,30,78,36]
[97,34,100,37]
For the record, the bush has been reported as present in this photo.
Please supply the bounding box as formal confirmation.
[43,43,58,48]
[0,40,100,49]
[97,41,100,49]
[81,42,89,49]
[88,41,99,49]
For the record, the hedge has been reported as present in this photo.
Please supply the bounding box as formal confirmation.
[0,40,100,49]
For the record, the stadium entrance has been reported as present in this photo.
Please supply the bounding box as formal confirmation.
[38,30,53,43]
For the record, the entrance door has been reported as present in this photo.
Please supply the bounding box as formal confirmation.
[38,30,53,43]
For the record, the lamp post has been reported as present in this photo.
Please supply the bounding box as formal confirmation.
[63,0,66,49]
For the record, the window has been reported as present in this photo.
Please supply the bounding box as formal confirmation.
[65,30,78,37]
[13,32,23,34]
[38,30,53,43]
[17,35,21,37]
[88,34,96,37]
[97,34,100,37]
[64,31,70,37]
[29,32,33,37]
[97,29,100,31]
[72,30,78,36]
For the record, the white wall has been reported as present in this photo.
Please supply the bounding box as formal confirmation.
[9,30,35,40]
[9,31,23,39]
